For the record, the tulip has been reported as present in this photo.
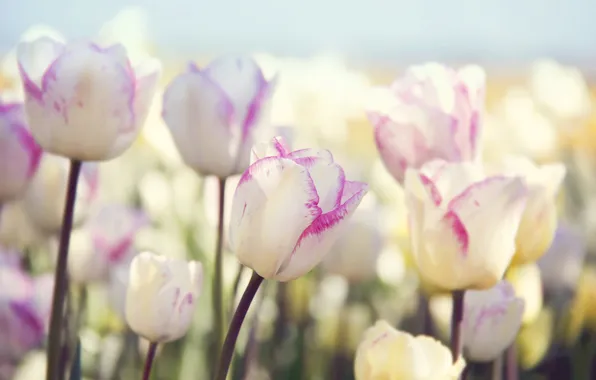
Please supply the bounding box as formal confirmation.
[495,156,565,266]
[162,56,275,178]
[125,251,203,343]
[322,195,383,283]
[0,267,45,361]
[0,102,42,202]
[430,281,525,362]
[229,137,368,281]
[354,320,465,380]
[367,63,485,184]
[68,204,148,283]
[21,154,98,233]
[17,37,161,161]
[405,160,528,291]
[0,201,45,250]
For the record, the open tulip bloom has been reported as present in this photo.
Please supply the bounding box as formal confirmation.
[230,136,369,281]
[405,159,529,291]
[367,63,485,184]
[17,37,161,161]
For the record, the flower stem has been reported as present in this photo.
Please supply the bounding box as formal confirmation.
[505,343,518,380]
[142,342,158,380]
[214,271,264,380]
[492,354,503,380]
[46,159,82,380]
[450,290,465,363]
[212,177,227,361]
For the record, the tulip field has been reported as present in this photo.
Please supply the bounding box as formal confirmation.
[2,4,596,380]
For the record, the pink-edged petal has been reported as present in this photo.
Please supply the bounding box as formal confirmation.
[162,69,237,177]
[340,180,368,204]
[229,157,322,279]
[250,136,291,164]
[275,183,368,281]
[17,37,66,98]
[22,44,136,160]
[447,176,528,288]
[420,160,484,202]
[287,148,334,163]
[293,157,345,213]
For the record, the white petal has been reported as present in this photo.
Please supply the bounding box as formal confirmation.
[229,157,321,279]
[17,37,65,87]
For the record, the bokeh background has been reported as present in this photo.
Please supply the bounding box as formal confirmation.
[2,1,596,379]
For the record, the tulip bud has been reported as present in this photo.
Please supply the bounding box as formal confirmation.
[367,63,485,184]
[506,263,543,325]
[163,57,275,178]
[125,252,203,343]
[495,156,565,265]
[17,37,161,161]
[229,137,368,281]
[21,154,98,232]
[0,101,42,202]
[68,204,148,284]
[429,281,525,362]
[405,160,528,291]
[354,320,465,380]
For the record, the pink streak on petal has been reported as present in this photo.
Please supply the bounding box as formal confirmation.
[472,303,508,335]
[419,174,442,206]
[443,210,469,256]
[10,125,42,177]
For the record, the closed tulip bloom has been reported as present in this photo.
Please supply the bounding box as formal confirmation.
[0,102,42,202]
[21,154,98,232]
[495,156,566,265]
[354,320,465,380]
[125,252,203,343]
[162,56,275,178]
[17,37,161,161]
[405,160,528,290]
[368,63,485,184]
[229,137,368,281]
[68,204,148,283]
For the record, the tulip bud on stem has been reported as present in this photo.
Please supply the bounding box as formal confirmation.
[142,342,158,380]
[46,159,82,380]
[215,271,264,380]
[213,177,227,361]
[450,290,465,364]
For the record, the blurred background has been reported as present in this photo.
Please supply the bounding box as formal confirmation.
[2,1,596,379]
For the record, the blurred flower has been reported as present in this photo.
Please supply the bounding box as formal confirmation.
[405,160,527,290]
[0,248,20,267]
[17,37,161,161]
[0,101,42,202]
[430,281,524,362]
[0,267,45,361]
[31,274,53,331]
[68,204,148,284]
[11,351,46,380]
[367,63,485,184]
[517,308,554,370]
[108,263,129,319]
[537,223,586,296]
[22,154,98,233]
[506,263,543,325]
[563,266,596,343]
[125,251,203,343]
[529,59,592,122]
[230,137,368,281]
[0,201,45,250]
[163,56,275,178]
[495,156,565,265]
[322,194,384,283]
[354,320,465,380]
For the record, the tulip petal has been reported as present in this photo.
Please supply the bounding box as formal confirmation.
[275,181,367,281]
[229,157,322,279]
[17,37,65,96]
[294,157,345,213]
[250,135,290,163]
[341,180,368,204]
[21,44,136,160]
[287,148,334,163]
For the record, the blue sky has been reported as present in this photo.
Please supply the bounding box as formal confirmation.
[0,0,593,64]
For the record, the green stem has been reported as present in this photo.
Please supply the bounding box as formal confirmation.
[213,177,227,362]
[46,159,82,380]
[214,271,264,380]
